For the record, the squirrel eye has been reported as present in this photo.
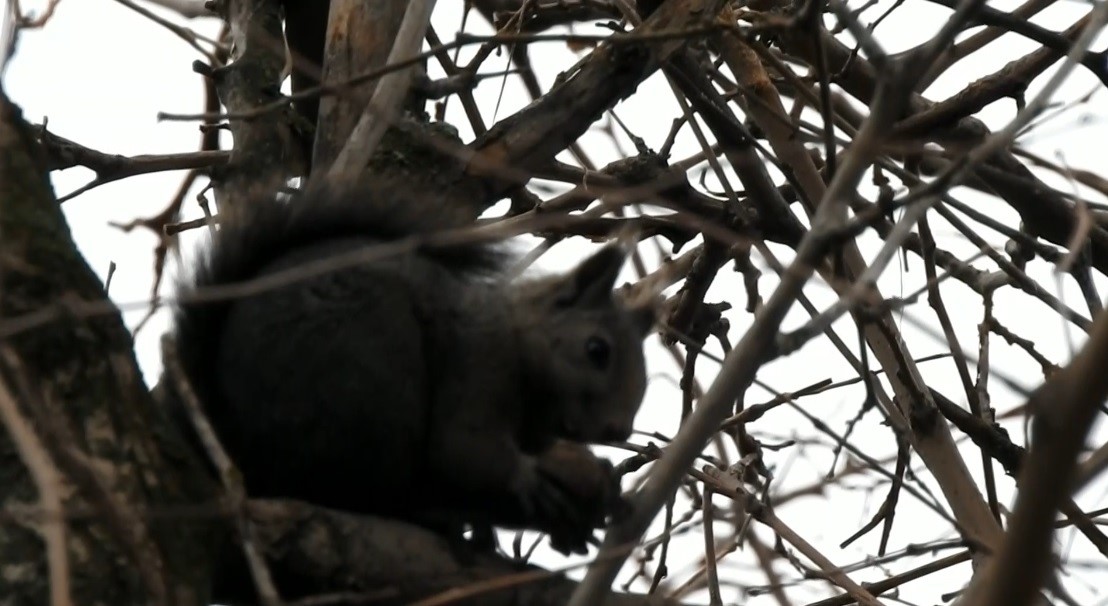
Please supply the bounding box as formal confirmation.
[585,336,611,369]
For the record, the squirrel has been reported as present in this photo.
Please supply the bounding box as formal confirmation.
[170,178,655,554]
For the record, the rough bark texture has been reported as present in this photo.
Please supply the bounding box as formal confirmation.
[0,83,223,606]
[208,0,304,210]
[310,0,411,170]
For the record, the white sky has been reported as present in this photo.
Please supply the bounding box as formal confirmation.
[4,1,1108,604]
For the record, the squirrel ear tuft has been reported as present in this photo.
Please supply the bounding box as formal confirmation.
[629,299,657,337]
[614,283,659,337]
[554,243,632,307]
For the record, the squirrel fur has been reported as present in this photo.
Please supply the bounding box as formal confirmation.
[170,179,654,553]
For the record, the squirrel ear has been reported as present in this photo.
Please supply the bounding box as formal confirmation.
[614,284,659,337]
[554,243,632,308]
[628,299,657,337]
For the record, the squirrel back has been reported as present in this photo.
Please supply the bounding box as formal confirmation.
[170,179,654,547]
[173,179,507,448]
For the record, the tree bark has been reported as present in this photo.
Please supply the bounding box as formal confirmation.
[0,82,223,606]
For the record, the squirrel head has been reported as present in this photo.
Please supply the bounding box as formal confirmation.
[514,242,655,444]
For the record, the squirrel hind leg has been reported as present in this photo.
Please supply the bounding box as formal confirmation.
[216,251,432,514]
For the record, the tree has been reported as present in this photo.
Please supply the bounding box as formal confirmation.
[2,0,1108,605]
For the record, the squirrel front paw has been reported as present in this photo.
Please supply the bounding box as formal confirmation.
[534,441,625,555]
[511,454,588,552]
[510,442,626,555]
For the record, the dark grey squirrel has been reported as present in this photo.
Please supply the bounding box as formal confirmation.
[170,179,655,554]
